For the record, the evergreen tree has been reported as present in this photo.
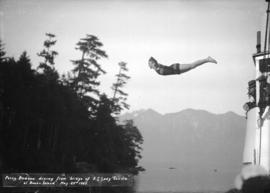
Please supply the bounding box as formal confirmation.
[111,61,130,114]
[118,119,144,174]
[17,51,32,72]
[71,34,108,110]
[93,94,117,172]
[93,95,144,174]
[0,40,6,63]
[37,33,58,79]
[0,41,6,172]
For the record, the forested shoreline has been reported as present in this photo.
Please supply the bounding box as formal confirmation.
[0,33,144,193]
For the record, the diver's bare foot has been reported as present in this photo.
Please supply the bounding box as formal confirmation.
[207,56,217,64]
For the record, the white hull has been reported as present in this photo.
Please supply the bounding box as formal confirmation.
[260,114,270,172]
[242,106,270,173]
[242,107,259,165]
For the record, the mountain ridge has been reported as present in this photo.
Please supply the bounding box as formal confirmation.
[122,108,244,119]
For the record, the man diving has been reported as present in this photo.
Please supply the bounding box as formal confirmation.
[148,56,217,76]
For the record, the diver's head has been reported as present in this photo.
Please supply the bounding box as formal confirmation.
[148,57,157,69]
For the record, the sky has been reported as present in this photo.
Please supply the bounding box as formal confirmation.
[0,0,267,116]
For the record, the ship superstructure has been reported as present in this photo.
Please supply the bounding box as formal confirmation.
[242,0,270,173]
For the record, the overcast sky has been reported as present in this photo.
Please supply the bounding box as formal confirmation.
[0,0,267,115]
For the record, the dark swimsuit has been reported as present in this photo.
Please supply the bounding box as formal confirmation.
[155,63,181,75]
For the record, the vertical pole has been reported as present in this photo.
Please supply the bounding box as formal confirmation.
[257,31,261,53]
[259,118,262,164]
[254,149,257,164]
[264,3,270,54]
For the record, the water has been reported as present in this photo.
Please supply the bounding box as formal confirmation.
[135,165,235,193]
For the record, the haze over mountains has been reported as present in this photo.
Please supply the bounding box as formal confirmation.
[120,108,246,192]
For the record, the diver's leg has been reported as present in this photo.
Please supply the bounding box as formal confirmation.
[180,56,217,73]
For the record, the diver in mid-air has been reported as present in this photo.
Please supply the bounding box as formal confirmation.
[148,56,217,76]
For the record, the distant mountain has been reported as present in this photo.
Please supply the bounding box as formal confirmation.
[120,108,246,192]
